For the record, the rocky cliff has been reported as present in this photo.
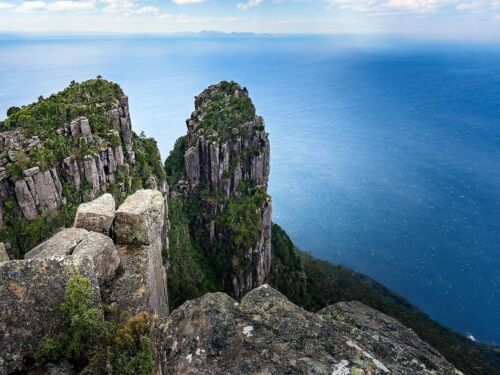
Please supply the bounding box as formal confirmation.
[171,81,271,298]
[0,79,166,258]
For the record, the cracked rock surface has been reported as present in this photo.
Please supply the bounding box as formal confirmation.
[154,285,461,375]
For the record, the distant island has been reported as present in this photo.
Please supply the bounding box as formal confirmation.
[0,78,499,374]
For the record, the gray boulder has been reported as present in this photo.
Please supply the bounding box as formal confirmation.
[109,189,168,318]
[0,257,101,374]
[74,193,115,235]
[114,189,165,245]
[155,285,461,375]
[25,228,120,287]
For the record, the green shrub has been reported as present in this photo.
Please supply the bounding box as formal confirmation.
[36,275,154,374]
[36,274,106,363]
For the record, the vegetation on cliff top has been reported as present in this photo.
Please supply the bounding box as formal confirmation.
[1,78,124,175]
[195,81,256,142]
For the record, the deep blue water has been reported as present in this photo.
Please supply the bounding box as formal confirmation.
[1,34,499,343]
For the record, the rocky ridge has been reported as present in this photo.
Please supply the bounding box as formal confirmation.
[0,97,131,222]
[155,285,461,374]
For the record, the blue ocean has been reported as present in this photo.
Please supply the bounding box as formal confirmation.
[0,34,499,343]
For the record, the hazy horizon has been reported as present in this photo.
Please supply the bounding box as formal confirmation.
[0,0,499,40]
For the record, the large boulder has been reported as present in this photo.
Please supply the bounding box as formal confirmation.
[113,189,165,245]
[109,189,168,317]
[154,285,461,375]
[25,228,120,287]
[74,193,116,235]
[0,257,101,374]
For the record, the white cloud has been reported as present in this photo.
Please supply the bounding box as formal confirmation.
[16,1,47,12]
[102,0,136,14]
[456,2,483,11]
[136,5,160,14]
[48,1,95,11]
[171,0,207,4]
[326,0,500,14]
[0,2,14,9]
[385,0,442,12]
[237,0,263,10]
[15,0,95,13]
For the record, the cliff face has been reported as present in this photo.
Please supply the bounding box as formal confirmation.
[0,79,165,258]
[180,81,271,298]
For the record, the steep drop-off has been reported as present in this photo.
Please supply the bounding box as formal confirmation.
[166,81,271,299]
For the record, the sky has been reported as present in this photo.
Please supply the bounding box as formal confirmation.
[0,0,499,39]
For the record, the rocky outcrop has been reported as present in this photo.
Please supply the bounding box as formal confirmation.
[155,285,462,375]
[181,82,271,298]
[0,190,168,373]
[109,190,169,317]
[74,193,115,235]
[0,257,101,374]
[25,228,120,287]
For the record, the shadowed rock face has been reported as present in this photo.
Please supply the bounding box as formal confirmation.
[0,242,8,263]
[155,285,461,375]
[182,82,272,298]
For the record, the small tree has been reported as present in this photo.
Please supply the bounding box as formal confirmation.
[6,106,20,117]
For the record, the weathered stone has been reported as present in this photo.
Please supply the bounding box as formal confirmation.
[23,166,40,178]
[109,189,168,317]
[0,242,9,263]
[0,257,101,374]
[74,193,115,235]
[108,239,168,318]
[63,157,81,190]
[318,301,461,375]
[31,168,63,213]
[114,189,165,245]
[155,285,460,375]
[70,116,92,141]
[83,155,100,193]
[14,179,38,220]
[25,228,120,286]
